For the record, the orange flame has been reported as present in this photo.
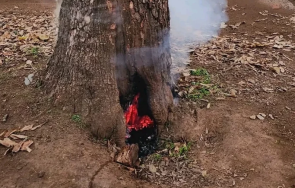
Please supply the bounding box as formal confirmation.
[124,94,154,131]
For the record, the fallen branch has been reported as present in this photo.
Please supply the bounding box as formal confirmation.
[114,144,139,167]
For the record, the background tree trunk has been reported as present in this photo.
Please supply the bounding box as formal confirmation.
[45,0,125,146]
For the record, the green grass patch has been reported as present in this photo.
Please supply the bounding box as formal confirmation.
[71,114,87,129]
[152,153,162,161]
[28,47,39,56]
[187,68,217,100]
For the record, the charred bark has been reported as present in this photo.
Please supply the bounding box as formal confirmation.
[45,0,125,146]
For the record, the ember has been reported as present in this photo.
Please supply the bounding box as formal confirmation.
[125,94,154,132]
[124,93,157,157]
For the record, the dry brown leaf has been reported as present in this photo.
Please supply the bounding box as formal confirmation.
[12,139,26,153]
[149,164,157,173]
[4,148,11,156]
[272,67,281,74]
[20,121,47,132]
[21,140,34,153]
[20,124,34,132]
[0,138,18,147]
[37,34,49,41]
[10,134,28,140]
[4,129,18,138]
[0,130,7,137]
[31,124,43,131]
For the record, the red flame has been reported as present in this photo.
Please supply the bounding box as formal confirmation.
[124,94,154,131]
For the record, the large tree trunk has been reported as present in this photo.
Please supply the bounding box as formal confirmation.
[45,0,173,146]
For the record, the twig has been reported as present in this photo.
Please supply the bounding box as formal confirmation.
[29,108,51,121]
[282,54,293,61]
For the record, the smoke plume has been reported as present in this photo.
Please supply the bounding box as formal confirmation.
[169,0,228,77]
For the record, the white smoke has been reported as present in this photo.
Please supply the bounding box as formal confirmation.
[169,0,228,76]
[54,0,62,22]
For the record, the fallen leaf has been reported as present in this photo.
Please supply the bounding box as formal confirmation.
[31,122,46,130]
[4,129,18,138]
[272,67,281,74]
[259,113,266,117]
[230,89,237,97]
[26,60,33,66]
[4,148,11,156]
[229,21,246,29]
[20,124,34,132]
[2,114,9,122]
[182,72,190,77]
[0,131,6,137]
[37,34,49,41]
[0,138,18,147]
[148,164,157,173]
[188,86,196,94]
[269,114,275,120]
[201,170,207,177]
[262,87,274,93]
[220,22,227,29]
[10,134,28,140]
[257,114,265,120]
[12,139,26,153]
[247,79,255,84]
[21,140,34,153]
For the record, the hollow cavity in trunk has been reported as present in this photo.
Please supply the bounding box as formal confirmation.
[123,74,158,157]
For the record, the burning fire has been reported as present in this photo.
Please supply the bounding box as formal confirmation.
[124,94,154,132]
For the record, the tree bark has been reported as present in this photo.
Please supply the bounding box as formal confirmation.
[45,0,173,146]
[45,0,125,146]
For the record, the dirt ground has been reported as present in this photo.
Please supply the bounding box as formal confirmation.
[0,0,295,188]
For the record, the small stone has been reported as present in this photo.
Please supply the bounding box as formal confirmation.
[250,115,256,120]
[257,114,265,120]
[230,89,237,97]
[238,81,246,85]
[84,16,91,24]
[280,67,285,73]
[38,171,45,178]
